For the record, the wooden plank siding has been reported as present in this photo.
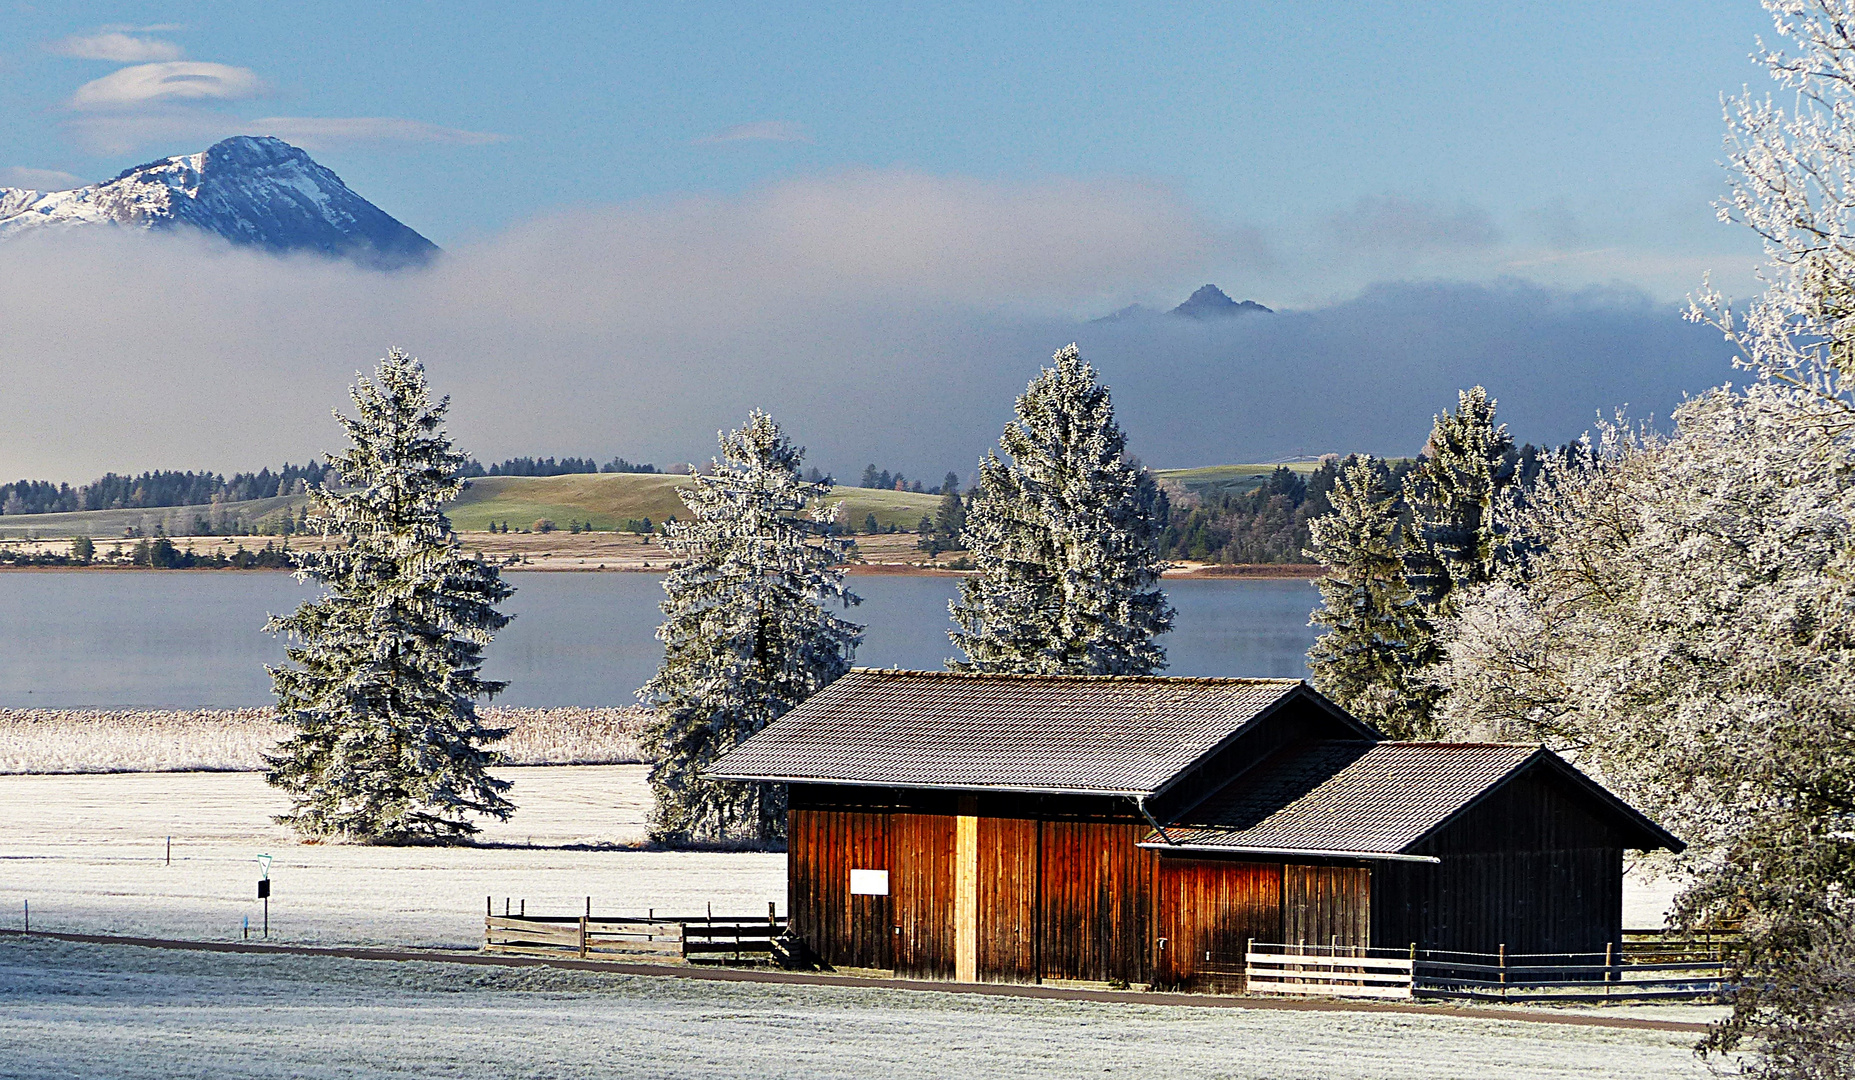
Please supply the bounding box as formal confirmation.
[1284,864,1370,949]
[892,812,955,979]
[1153,857,1283,991]
[1039,820,1153,985]
[1373,769,1630,957]
[788,808,892,970]
[976,816,1039,981]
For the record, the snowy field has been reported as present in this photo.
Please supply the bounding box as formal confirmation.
[0,936,1726,1080]
[0,706,648,774]
[0,766,784,946]
[0,764,1682,946]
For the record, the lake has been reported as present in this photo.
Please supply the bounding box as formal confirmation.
[0,571,1321,708]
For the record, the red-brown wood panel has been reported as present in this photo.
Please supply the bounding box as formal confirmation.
[1284,864,1370,949]
[1038,820,1153,984]
[788,808,892,970]
[1154,857,1283,991]
[892,812,955,979]
[977,815,1038,982]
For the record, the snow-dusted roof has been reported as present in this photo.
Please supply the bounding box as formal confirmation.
[706,668,1338,797]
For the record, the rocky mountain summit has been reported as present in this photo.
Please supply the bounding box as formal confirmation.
[1094,284,1272,323]
[0,136,437,269]
[1168,284,1272,319]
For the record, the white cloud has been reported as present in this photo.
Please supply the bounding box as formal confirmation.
[0,167,88,191]
[0,171,1232,481]
[69,62,265,111]
[49,32,185,62]
[246,117,506,150]
[693,120,812,145]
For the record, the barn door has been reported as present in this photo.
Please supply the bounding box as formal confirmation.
[1153,857,1282,991]
[976,816,1039,982]
[891,813,955,978]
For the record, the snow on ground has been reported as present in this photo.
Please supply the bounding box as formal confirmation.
[0,766,783,947]
[0,764,1684,947]
[0,937,1724,1080]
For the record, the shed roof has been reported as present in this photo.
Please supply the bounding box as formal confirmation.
[706,668,1358,797]
[1146,740,1683,859]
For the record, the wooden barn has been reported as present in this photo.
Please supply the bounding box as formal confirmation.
[707,669,1682,991]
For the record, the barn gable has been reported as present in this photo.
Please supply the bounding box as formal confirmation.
[1144,741,1682,861]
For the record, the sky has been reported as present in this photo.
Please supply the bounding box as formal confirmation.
[0,2,1794,482]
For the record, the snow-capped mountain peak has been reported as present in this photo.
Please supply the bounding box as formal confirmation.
[0,136,438,269]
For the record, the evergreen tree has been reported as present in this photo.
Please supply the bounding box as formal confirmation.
[1306,456,1440,738]
[949,344,1173,674]
[1402,386,1515,617]
[860,464,880,489]
[640,410,862,844]
[264,350,514,843]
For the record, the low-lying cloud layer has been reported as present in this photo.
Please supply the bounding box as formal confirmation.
[0,169,1731,485]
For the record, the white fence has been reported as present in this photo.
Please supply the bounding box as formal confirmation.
[1244,944,1414,999]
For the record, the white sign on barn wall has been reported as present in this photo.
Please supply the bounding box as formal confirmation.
[849,869,889,896]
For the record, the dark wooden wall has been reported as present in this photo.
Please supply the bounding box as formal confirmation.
[1373,767,1627,956]
[1285,864,1370,948]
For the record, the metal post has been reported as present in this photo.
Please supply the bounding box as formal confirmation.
[263,894,268,938]
[519,898,525,917]
[166,837,171,866]
[586,896,591,918]
[486,896,491,917]
[22,900,27,932]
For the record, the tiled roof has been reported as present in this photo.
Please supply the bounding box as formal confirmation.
[705,668,1315,796]
[1152,741,1553,857]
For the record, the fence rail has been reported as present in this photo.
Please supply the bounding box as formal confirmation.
[483,902,786,963]
[1244,945,1414,1000]
[1243,933,1733,1004]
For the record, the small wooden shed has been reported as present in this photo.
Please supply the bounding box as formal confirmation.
[707,669,1681,990]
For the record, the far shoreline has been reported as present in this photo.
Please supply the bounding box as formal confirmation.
[0,562,1325,579]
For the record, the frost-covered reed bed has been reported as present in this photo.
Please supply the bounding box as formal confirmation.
[0,706,649,774]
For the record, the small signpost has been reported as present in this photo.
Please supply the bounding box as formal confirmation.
[255,854,272,938]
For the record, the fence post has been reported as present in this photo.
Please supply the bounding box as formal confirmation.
[579,915,588,959]
[586,896,591,918]
[1499,943,1507,998]
[1605,941,1615,993]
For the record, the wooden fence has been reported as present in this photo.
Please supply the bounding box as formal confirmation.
[1243,930,1735,1003]
[1245,943,1415,999]
[483,901,787,964]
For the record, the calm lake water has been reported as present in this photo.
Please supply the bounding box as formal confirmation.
[0,571,1320,708]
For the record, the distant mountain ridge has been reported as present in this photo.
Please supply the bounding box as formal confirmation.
[0,136,437,269]
[1094,284,1273,323]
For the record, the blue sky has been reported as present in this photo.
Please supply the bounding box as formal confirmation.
[1,1,1777,305]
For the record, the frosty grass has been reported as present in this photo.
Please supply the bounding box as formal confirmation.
[0,935,1721,1080]
[0,705,647,774]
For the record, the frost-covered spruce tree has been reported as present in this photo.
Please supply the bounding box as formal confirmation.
[264,350,514,844]
[641,411,862,845]
[949,344,1173,674]
[1401,386,1515,618]
[1306,455,1440,739]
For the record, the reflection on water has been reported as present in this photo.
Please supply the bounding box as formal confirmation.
[0,571,1319,708]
